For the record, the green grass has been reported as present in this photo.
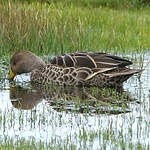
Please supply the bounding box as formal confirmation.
[0,0,150,57]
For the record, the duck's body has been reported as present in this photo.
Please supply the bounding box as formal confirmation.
[9,51,142,88]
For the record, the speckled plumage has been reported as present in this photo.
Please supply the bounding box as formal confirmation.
[26,52,142,88]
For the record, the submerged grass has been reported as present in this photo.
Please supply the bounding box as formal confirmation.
[0,0,150,58]
[0,134,148,150]
[0,76,144,149]
[0,107,149,150]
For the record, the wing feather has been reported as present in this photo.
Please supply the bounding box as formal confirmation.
[50,52,132,68]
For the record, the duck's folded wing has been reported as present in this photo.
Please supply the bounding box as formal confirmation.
[65,67,117,81]
[71,67,142,81]
[50,52,132,68]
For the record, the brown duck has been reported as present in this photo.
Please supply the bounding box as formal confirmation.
[9,51,142,88]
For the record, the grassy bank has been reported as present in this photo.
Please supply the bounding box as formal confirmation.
[0,0,150,57]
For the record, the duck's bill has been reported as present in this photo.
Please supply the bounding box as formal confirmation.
[9,68,16,81]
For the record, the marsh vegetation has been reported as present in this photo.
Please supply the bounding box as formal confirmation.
[0,0,150,149]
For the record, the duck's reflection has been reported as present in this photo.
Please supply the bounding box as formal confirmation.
[10,82,135,114]
[10,85,42,110]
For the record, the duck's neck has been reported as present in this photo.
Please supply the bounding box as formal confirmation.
[30,55,46,72]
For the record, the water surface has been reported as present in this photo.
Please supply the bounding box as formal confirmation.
[0,54,149,149]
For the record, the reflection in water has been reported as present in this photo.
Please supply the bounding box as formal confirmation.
[10,86,42,110]
[10,82,136,114]
[1,54,148,149]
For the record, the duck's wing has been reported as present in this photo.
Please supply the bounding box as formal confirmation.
[50,52,132,68]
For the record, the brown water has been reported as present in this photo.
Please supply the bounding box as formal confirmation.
[0,54,149,149]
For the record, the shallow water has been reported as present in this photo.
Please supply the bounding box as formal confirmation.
[0,54,150,149]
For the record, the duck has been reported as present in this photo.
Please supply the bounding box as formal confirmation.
[9,50,142,88]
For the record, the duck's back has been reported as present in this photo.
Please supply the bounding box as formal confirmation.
[31,52,142,87]
[50,52,132,69]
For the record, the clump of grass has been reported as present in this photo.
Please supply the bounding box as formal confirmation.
[1,0,146,9]
[55,0,145,10]
[0,0,150,58]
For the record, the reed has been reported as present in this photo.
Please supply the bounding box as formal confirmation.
[0,0,150,58]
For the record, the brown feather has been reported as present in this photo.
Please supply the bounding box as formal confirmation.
[50,52,132,69]
[10,50,143,88]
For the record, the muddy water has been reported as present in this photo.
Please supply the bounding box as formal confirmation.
[0,54,149,149]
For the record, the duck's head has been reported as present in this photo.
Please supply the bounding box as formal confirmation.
[9,50,46,81]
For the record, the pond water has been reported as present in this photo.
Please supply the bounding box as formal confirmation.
[0,54,150,149]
